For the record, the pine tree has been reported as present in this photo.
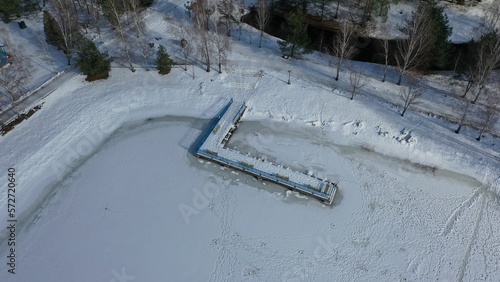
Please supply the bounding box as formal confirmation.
[277,11,311,58]
[76,39,112,81]
[156,45,173,75]
[428,0,453,69]
[0,0,40,22]
[0,0,20,22]
[43,10,61,47]
[140,0,154,7]
[19,0,39,13]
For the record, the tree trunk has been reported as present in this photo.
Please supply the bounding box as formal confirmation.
[472,85,484,104]
[318,30,324,53]
[67,56,71,66]
[382,65,387,82]
[476,130,483,141]
[455,124,462,134]
[401,107,408,117]
[335,0,340,18]
[462,79,473,98]
[397,70,404,85]
[259,32,263,48]
[218,53,222,73]
[335,59,341,81]
[320,2,325,21]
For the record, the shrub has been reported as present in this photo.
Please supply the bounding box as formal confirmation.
[155,45,173,75]
[76,39,112,81]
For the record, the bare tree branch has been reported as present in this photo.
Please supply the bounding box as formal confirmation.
[476,88,499,141]
[399,76,423,117]
[348,65,368,100]
[48,0,80,65]
[378,37,389,82]
[0,30,33,103]
[331,19,357,81]
[106,0,135,72]
[256,0,271,48]
[212,22,231,73]
[395,2,434,85]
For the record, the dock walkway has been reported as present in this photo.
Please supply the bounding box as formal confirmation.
[195,99,337,205]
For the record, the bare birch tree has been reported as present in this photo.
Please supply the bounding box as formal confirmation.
[379,37,389,82]
[332,19,357,81]
[213,23,231,73]
[126,0,152,70]
[192,0,215,31]
[475,91,499,141]
[234,0,245,41]
[334,0,343,19]
[395,3,434,85]
[192,0,216,72]
[126,0,145,38]
[106,0,135,72]
[471,34,500,104]
[196,28,213,72]
[177,24,195,71]
[454,96,472,134]
[48,0,80,65]
[459,2,500,103]
[348,66,368,100]
[399,77,423,117]
[0,31,33,102]
[256,0,271,48]
[484,0,500,32]
[82,0,101,40]
[217,0,235,37]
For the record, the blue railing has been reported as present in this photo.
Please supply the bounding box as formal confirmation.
[232,102,246,124]
[197,150,334,201]
[194,99,233,152]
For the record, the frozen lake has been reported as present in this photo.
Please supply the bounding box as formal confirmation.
[1,116,495,281]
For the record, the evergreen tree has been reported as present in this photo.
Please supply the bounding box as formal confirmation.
[428,0,453,69]
[374,0,390,22]
[277,11,311,58]
[0,0,21,22]
[155,45,173,75]
[43,10,62,48]
[0,0,39,22]
[19,0,39,13]
[76,39,112,81]
[140,0,154,7]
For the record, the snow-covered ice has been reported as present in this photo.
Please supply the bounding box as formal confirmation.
[0,0,499,281]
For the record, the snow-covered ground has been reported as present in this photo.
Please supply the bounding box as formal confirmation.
[0,0,499,281]
[0,15,68,108]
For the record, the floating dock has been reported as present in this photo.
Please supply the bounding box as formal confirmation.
[195,99,337,205]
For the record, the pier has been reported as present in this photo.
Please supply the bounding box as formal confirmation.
[195,99,337,205]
